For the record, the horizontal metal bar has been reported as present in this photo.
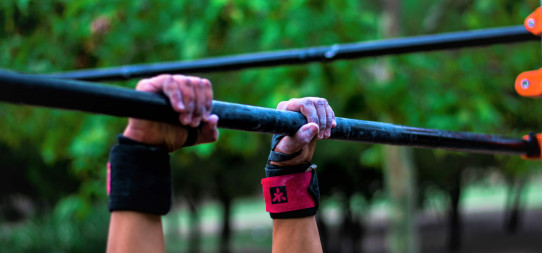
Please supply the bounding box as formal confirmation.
[37,25,538,81]
[0,72,533,156]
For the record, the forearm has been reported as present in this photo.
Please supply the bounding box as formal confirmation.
[106,75,217,253]
[107,211,165,253]
[272,216,322,253]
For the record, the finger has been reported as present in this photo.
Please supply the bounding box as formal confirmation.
[202,78,213,120]
[161,76,185,113]
[277,101,289,110]
[275,123,319,154]
[314,99,327,139]
[174,75,195,126]
[190,77,205,127]
[324,100,333,138]
[134,78,154,92]
[200,114,219,143]
[286,98,318,125]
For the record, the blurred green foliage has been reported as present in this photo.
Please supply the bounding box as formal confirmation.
[1,0,542,251]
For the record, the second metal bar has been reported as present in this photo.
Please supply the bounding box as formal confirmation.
[40,26,538,81]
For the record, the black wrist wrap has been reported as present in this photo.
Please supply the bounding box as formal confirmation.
[108,135,172,215]
[265,134,320,219]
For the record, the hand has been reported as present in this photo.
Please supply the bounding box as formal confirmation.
[271,97,336,166]
[122,74,219,152]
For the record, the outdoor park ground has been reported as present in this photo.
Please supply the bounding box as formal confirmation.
[163,173,542,253]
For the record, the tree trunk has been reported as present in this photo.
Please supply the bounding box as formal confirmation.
[447,174,461,251]
[384,146,419,253]
[219,194,232,253]
[341,195,363,253]
[187,196,201,253]
[378,1,419,252]
[504,178,525,234]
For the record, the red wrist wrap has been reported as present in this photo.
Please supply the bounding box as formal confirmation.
[261,171,315,213]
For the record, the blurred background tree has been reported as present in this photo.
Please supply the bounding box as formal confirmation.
[1,0,542,252]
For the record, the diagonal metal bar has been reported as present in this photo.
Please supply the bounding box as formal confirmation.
[36,25,538,81]
[0,71,533,156]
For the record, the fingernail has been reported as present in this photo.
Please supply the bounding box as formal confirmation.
[305,126,317,136]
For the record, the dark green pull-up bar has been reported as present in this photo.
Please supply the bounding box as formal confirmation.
[0,72,536,157]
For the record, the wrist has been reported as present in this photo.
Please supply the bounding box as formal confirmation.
[263,134,320,219]
[123,121,189,151]
[123,124,162,146]
[271,142,313,167]
[262,165,320,219]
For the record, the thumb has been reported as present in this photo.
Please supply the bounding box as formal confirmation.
[275,123,319,154]
[196,114,219,144]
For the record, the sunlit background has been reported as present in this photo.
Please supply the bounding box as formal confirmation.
[1,0,542,252]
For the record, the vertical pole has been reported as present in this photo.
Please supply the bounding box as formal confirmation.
[379,1,420,252]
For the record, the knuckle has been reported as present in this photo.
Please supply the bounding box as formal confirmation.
[315,99,325,106]
[164,81,176,92]
[198,81,207,90]
[202,79,211,88]
[184,78,194,87]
